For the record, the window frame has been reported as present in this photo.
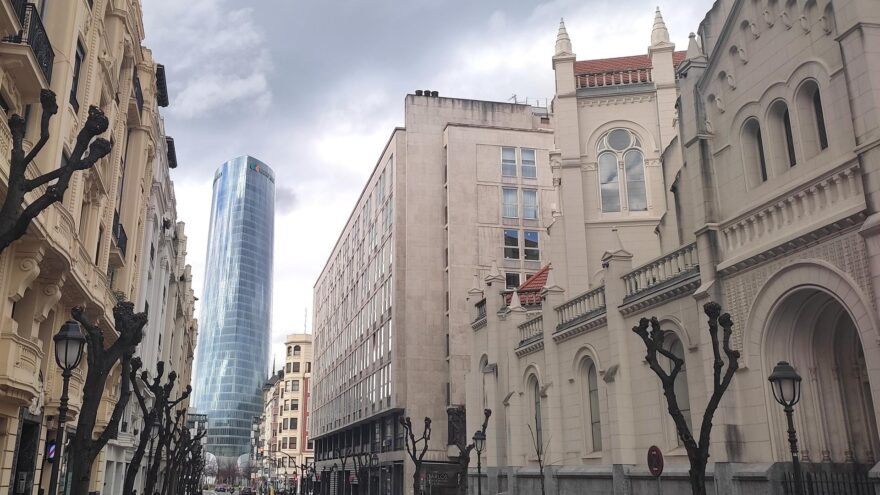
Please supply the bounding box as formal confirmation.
[522,189,538,220]
[521,148,537,178]
[501,147,517,177]
[502,187,519,219]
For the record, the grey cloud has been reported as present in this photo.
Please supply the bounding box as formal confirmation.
[275,185,298,214]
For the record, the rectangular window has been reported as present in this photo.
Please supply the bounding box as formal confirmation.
[291,418,298,430]
[504,229,519,259]
[524,230,540,261]
[521,148,537,178]
[292,399,299,411]
[291,437,297,449]
[506,272,520,289]
[501,147,517,176]
[292,380,300,392]
[283,418,289,430]
[502,188,518,218]
[523,189,538,220]
[70,42,85,111]
[292,362,300,373]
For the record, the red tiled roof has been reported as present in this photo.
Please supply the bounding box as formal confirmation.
[574,51,687,75]
[503,264,551,306]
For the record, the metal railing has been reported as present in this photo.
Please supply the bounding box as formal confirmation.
[11,0,26,23]
[112,210,128,259]
[555,286,606,329]
[576,68,652,89]
[622,243,698,298]
[782,467,877,494]
[474,299,486,322]
[3,3,54,82]
[518,315,543,346]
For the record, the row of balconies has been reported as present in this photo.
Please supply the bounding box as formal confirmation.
[0,1,53,100]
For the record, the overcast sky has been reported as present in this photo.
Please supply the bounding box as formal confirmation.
[142,0,714,374]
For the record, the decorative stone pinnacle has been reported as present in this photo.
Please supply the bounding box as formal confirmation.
[555,18,573,56]
[651,6,671,45]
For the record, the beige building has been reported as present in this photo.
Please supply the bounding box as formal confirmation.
[0,0,196,493]
[278,335,314,479]
[311,93,555,494]
[468,3,880,494]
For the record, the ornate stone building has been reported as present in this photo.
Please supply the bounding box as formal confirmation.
[467,3,880,493]
[0,1,197,493]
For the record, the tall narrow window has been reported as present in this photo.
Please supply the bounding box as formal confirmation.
[503,229,519,259]
[532,378,543,454]
[502,188,518,218]
[598,153,620,212]
[70,42,85,111]
[813,90,828,150]
[756,128,768,181]
[502,147,517,177]
[624,150,646,211]
[522,189,538,219]
[582,359,602,452]
[523,230,539,261]
[293,345,301,357]
[783,109,797,166]
[521,148,537,178]
[668,336,692,442]
[742,118,768,185]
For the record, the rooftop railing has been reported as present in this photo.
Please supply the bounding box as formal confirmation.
[576,68,651,89]
[622,243,698,298]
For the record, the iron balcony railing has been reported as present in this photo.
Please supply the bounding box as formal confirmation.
[3,3,54,83]
[112,210,128,259]
[11,0,26,22]
[132,68,143,114]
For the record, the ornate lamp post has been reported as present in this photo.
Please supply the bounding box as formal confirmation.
[768,361,804,495]
[472,431,486,495]
[47,320,86,495]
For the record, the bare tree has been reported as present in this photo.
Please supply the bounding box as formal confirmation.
[1,90,112,253]
[526,425,551,495]
[400,416,432,495]
[67,302,147,495]
[632,302,739,495]
[452,409,491,495]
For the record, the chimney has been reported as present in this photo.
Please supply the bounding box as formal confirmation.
[415,90,424,96]
[430,91,439,97]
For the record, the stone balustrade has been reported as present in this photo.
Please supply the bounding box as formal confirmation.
[555,286,606,330]
[0,332,43,405]
[719,162,864,269]
[576,68,652,89]
[518,315,544,346]
[623,242,698,298]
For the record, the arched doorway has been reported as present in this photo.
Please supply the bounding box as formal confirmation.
[764,287,880,465]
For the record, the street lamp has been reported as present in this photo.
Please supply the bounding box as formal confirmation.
[48,320,86,495]
[768,361,804,495]
[472,431,486,495]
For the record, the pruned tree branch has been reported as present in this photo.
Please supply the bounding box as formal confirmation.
[0,91,112,254]
[632,302,740,495]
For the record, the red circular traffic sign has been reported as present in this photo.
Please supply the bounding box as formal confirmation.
[647,445,664,477]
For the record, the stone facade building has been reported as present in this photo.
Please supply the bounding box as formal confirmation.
[467,3,880,494]
[278,334,314,472]
[0,0,196,493]
[310,94,555,494]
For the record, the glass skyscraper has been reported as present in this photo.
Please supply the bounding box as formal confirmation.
[192,155,274,461]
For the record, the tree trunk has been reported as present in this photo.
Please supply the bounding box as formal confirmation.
[412,462,421,495]
[123,412,155,494]
[68,358,108,495]
[688,455,708,495]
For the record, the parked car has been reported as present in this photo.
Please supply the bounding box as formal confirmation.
[240,488,255,495]
[215,485,227,493]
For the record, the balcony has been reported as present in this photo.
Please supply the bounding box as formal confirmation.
[0,0,24,38]
[620,243,700,315]
[515,315,544,357]
[471,298,487,330]
[576,67,651,90]
[109,210,127,267]
[0,3,53,99]
[132,69,143,114]
[0,332,43,406]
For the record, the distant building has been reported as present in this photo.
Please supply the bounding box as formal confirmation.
[192,155,275,461]
[278,334,314,471]
[311,93,555,494]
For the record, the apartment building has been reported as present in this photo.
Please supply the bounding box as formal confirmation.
[0,1,196,493]
[278,334,314,471]
[311,93,554,495]
[468,3,880,494]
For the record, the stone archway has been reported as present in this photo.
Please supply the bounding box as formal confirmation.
[763,287,880,464]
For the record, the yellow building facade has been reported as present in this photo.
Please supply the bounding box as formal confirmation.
[0,0,196,493]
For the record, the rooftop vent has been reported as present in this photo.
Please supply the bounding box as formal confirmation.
[415,90,423,96]
[430,91,439,97]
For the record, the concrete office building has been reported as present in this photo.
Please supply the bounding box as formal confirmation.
[192,156,275,462]
[311,93,555,494]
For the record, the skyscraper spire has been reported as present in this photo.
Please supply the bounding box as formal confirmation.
[555,18,573,56]
[651,6,671,45]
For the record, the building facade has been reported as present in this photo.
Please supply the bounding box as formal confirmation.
[311,94,555,495]
[0,0,197,493]
[278,334,314,472]
[192,155,275,462]
[467,3,880,494]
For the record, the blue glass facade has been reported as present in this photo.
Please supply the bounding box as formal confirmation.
[192,155,274,461]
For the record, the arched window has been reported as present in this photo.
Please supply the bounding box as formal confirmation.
[666,335,692,444]
[596,128,646,212]
[293,345,301,357]
[529,376,544,454]
[742,118,768,185]
[581,358,602,452]
[795,80,829,157]
[768,100,797,170]
[287,346,292,357]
